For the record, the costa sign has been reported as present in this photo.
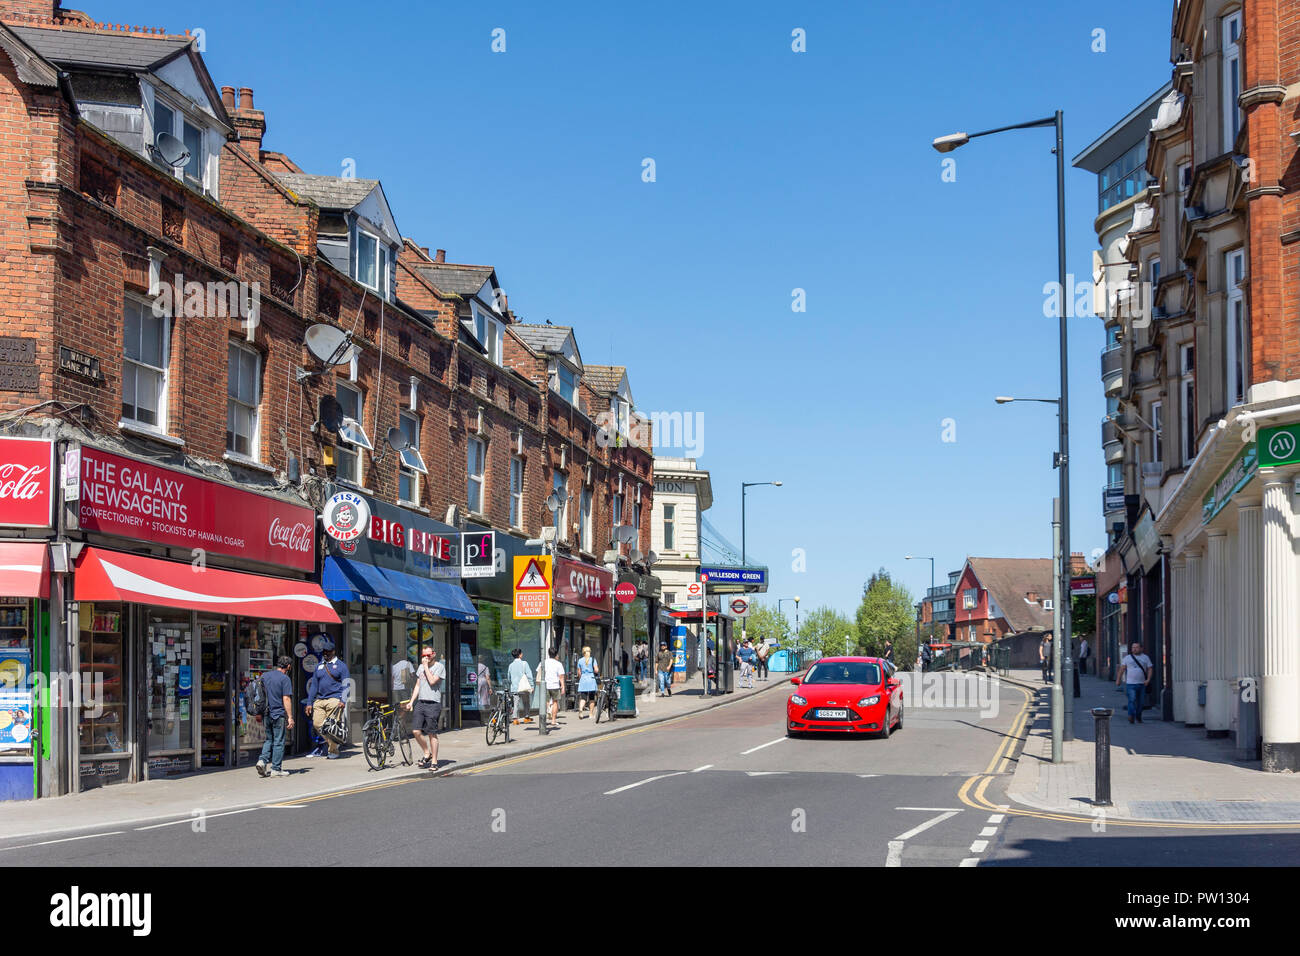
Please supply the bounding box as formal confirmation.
[554,556,613,612]
[0,437,54,528]
[77,447,315,571]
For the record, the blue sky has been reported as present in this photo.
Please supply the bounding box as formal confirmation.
[107,0,1173,620]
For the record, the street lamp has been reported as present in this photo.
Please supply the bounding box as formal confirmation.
[935,111,1071,764]
[525,494,565,737]
[741,481,782,566]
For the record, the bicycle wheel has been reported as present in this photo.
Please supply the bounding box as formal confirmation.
[504,708,511,743]
[594,691,607,724]
[363,730,386,770]
[397,728,413,765]
[486,712,499,745]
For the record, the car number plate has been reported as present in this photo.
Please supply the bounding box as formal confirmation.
[817,708,847,719]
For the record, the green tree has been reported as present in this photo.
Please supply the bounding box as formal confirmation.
[741,600,792,647]
[855,567,918,668]
[795,605,856,660]
[1071,593,1096,638]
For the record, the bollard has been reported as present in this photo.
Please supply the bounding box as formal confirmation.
[1092,707,1114,806]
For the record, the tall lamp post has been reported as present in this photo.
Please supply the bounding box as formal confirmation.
[741,481,782,565]
[934,112,1071,764]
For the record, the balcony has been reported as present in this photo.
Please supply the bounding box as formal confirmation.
[1103,483,1126,514]
[926,584,955,600]
[1102,416,1124,464]
[1101,345,1124,396]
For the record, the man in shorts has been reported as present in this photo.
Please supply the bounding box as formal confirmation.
[540,646,566,730]
[405,647,445,769]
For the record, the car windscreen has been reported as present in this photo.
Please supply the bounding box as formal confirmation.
[803,662,881,686]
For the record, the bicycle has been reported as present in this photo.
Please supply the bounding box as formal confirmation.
[593,677,619,724]
[485,689,513,746]
[362,699,412,770]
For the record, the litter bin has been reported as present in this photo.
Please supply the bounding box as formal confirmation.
[616,675,637,717]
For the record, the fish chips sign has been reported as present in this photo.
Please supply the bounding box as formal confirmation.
[76,447,315,571]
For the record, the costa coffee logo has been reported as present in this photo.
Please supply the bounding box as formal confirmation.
[269,516,313,553]
[568,569,607,602]
[322,491,369,542]
[0,463,44,500]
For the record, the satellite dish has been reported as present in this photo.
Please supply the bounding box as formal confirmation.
[316,395,343,433]
[645,550,658,566]
[630,549,643,563]
[616,525,637,544]
[385,426,408,453]
[152,131,191,168]
[304,324,358,367]
[545,493,562,513]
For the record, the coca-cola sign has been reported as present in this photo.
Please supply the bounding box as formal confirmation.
[77,447,315,571]
[0,438,54,528]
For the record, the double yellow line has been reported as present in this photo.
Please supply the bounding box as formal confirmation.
[958,681,1300,830]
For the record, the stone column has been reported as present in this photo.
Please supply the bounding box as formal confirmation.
[1237,499,1263,760]
[1183,548,1205,726]
[1170,558,1187,724]
[1262,474,1300,771]
[1204,530,1231,736]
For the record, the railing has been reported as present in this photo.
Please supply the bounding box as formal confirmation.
[1101,416,1120,446]
[1101,345,1124,380]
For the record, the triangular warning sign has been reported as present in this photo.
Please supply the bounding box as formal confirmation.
[515,558,550,590]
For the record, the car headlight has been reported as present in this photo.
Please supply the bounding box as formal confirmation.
[790,695,807,706]
[858,696,880,707]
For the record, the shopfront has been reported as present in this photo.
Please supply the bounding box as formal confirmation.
[616,568,662,681]
[319,490,478,736]
[64,445,338,791]
[461,527,546,725]
[0,436,56,801]
[553,555,614,695]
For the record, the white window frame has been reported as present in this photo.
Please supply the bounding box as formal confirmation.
[122,295,170,432]
[467,436,485,515]
[151,92,209,192]
[1181,344,1196,464]
[611,493,623,541]
[1225,249,1247,407]
[510,456,524,529]
[580,485,593,552]
[473,303,503,366]
[226,341,261,460]
[1222,10,1243,149]
[663,503,675,551]
[355,229,388,296]
[334,382,365,486]
[552,363,578,405]
[1151,400,1163,465]
[398,412,425,506]
[552,470,568,540]
[1149,257,1161,288]
[962,588,977,610]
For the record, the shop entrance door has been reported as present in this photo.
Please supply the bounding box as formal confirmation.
[198,621,233,769]
[459,628,480,727]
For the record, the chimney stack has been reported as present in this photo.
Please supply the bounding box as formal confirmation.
[220,86,235,110]
[434,249,446,262]
[230,87,266,160]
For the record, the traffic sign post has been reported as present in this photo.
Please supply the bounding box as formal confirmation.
[701,573,709,698]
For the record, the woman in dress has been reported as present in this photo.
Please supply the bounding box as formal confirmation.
[575,645,599,718]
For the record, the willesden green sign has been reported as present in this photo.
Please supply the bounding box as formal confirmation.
[1202,442,1257,524]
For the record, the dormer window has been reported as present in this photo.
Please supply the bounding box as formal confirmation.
[473,302,502,365]
[356,230,389,296]
[151,95,210,193]
[552,364,578,405]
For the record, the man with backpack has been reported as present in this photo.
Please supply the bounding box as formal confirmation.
[1115,641,1153,724]
[255,656,295,777]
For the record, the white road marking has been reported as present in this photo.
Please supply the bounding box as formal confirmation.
[745,771,788,776]
[268,804,308,809]
[0,830,125,851]
[740,737,787,755]
[987,814,1005,824]
[134,807,261,831]
[691,765,712,773]
[603,772,687,795]
[969,839,989,853]
[959,858,980,867]
[885,840,905,867]
[979,826,998,837]
[856,774,879,778]
[897,806,963,812]
[893,809,961,841]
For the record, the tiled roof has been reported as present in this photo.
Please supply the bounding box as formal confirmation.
[512,323,571,354]
[415,262,494,297]
[583,365,625,394]
[9,24,192,70]
[967,557,1055,634]
[272,172,378,210]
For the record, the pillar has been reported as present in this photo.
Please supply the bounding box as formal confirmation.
[1237,499,1263,760]
[1204,529,1231,736]
[1183,548,1205,726]
[1170,558,1187,724]
[1262,474,1300,771]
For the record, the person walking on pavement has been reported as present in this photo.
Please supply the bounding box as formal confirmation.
[540,646,566,729]
[1078,636,1090,676]
[508,648,534,725]
[405,647,445,768]
[656,641,674,696]
[737,639,755,688]
[575,645,599,718]
[256,656,295,777]
[1039,634,1054,683]
[921,642,932,672]
[1115,641,1153,724]
[755,640,769,680]
[305,638,350,758]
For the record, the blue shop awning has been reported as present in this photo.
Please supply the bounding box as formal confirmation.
[323,556,479,623]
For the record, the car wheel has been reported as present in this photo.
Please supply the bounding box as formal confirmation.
[786,728,801,739]
[895,700,903,730]
[878,710,891,739]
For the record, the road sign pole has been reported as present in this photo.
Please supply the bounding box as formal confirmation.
[701,575,708,698]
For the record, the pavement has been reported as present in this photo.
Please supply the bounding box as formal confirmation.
[0,672,787,841]
[998,667,1300,823]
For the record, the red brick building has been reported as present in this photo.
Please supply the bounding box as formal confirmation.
[950,558,1054,644]
[0,2,658,798]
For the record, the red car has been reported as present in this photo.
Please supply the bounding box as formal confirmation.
[786,656,902,738]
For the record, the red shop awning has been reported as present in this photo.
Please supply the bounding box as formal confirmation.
[74,547,340,623]
[0,541,49,598]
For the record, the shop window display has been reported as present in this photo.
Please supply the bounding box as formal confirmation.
[0,599,34,756]
[237,620,286,749]
[145,608,192,754]
[78,602,127,756]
